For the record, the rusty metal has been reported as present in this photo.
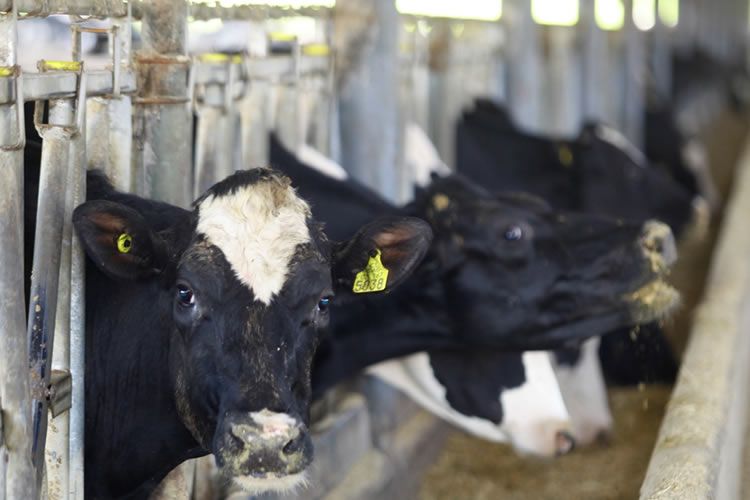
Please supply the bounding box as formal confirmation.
[132,0,191,206]
[0,69,136,104]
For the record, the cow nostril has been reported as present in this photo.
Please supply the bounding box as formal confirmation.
[555,430,575,456]
[282,432,304,456]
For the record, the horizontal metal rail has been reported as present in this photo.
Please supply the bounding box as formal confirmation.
[0,69,135,104]
[194,55,329,87]
[0,0,331,20]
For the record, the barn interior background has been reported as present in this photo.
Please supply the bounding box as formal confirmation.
[2,0,750,499]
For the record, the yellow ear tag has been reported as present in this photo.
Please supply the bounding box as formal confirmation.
[558,144,574,166]
[352,249,389,293]
[117,233,133,253]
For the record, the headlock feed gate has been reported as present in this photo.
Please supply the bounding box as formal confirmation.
[2,1,750,499]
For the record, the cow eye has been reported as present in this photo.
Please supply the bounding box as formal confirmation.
[317,297,330,314]
[177,284,196,308]
[504,225,523,241]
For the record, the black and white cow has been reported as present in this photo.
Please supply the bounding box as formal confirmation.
[456,100,689,387]
[24,138,432,497]
[270,136,680,456]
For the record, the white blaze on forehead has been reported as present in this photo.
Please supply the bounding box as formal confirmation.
[196,177,312,305]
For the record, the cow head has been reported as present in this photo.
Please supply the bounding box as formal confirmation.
[73,169,431,492]
[370,350,575,458]
[578,122,708,239]
[411,174,679,350]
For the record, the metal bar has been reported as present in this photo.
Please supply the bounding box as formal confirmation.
[622,0,645,148]
[27,98,74,498]
[133,0,191,206]
[67,97,87,500]
[0,69,136,105]
[0,4,35,499]
[506,0,543,133]
[337,0,401,202]
[0,0,333,19]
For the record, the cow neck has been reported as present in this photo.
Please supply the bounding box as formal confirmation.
[312,250,451,397]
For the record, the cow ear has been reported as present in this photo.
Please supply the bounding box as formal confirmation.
[73,200,169,280]
[331,216,432,298]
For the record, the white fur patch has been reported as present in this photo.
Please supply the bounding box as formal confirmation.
[297,144,349,181]
[405,122,452,187]
[368,351,572,457]
[196,176,312,305]
[249,409,297,440]
[595,123,648,168]
[232,471,308,495]
[551,338,613,446]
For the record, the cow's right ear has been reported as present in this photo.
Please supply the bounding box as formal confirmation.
[73,200,169,280]
[331,216,433,300]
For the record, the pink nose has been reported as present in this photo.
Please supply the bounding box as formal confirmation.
[555,430,575,456]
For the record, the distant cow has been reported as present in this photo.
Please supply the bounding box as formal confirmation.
[270,136,679,456]
[24,139,432,497]
[456,100,689,386]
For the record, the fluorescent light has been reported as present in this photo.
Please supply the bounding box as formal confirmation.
[658,0,678,27]
[531,0,579,26]
[633,0,655,30]
[396,0,502,21]
[595,0,624,30]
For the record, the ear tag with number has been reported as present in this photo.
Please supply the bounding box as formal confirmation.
[352,249,389,293]
[117,233,133,253]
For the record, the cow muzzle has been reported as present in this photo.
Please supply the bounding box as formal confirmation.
[214,409,313,492]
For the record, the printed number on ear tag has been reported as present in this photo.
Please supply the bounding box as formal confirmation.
[117,233,133,253]
[353,249,389,293]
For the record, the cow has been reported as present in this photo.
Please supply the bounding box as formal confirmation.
[23,136,432,498]
[269,136,680,457]
[455,99,690,387]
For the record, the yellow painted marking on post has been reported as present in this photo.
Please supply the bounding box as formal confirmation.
[270,33,297,42]
[303,44,330,56]
[199,53,243,64]
[353,249,389,293]
[41,61,82,71]
[0,66,14,76]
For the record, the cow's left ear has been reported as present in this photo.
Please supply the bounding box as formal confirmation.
[331,216,432,299]
[73,200,169,280]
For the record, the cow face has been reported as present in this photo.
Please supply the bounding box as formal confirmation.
[370,350,575,458]
[73,169,431,493]
[413,175,679,350]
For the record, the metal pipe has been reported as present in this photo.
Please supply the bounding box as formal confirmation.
[133,0,191,206]
[27,98,73,497]
[0,5,34,499]
[622,0,645,148]
[0,69,136,105]
[193,84,233,198]
[337,0,401,202]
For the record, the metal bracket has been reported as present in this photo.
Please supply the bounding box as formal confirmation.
[133,55,192,105]
[34,60,88,136]
[71,23,124,98]
[0,65,26,151]
[47,370,72,419]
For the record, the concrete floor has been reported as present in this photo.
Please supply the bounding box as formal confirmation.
[419,110,749,500]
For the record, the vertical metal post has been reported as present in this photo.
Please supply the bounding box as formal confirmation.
[544,26,582,136]
[652,0,672,100]
[134,0,191,207]
[28,98,72,498]
[581,0,613,122]
[0,2,34,498]
[507,0,543,133]
[622,0,645,148]
[336,0,401,202]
